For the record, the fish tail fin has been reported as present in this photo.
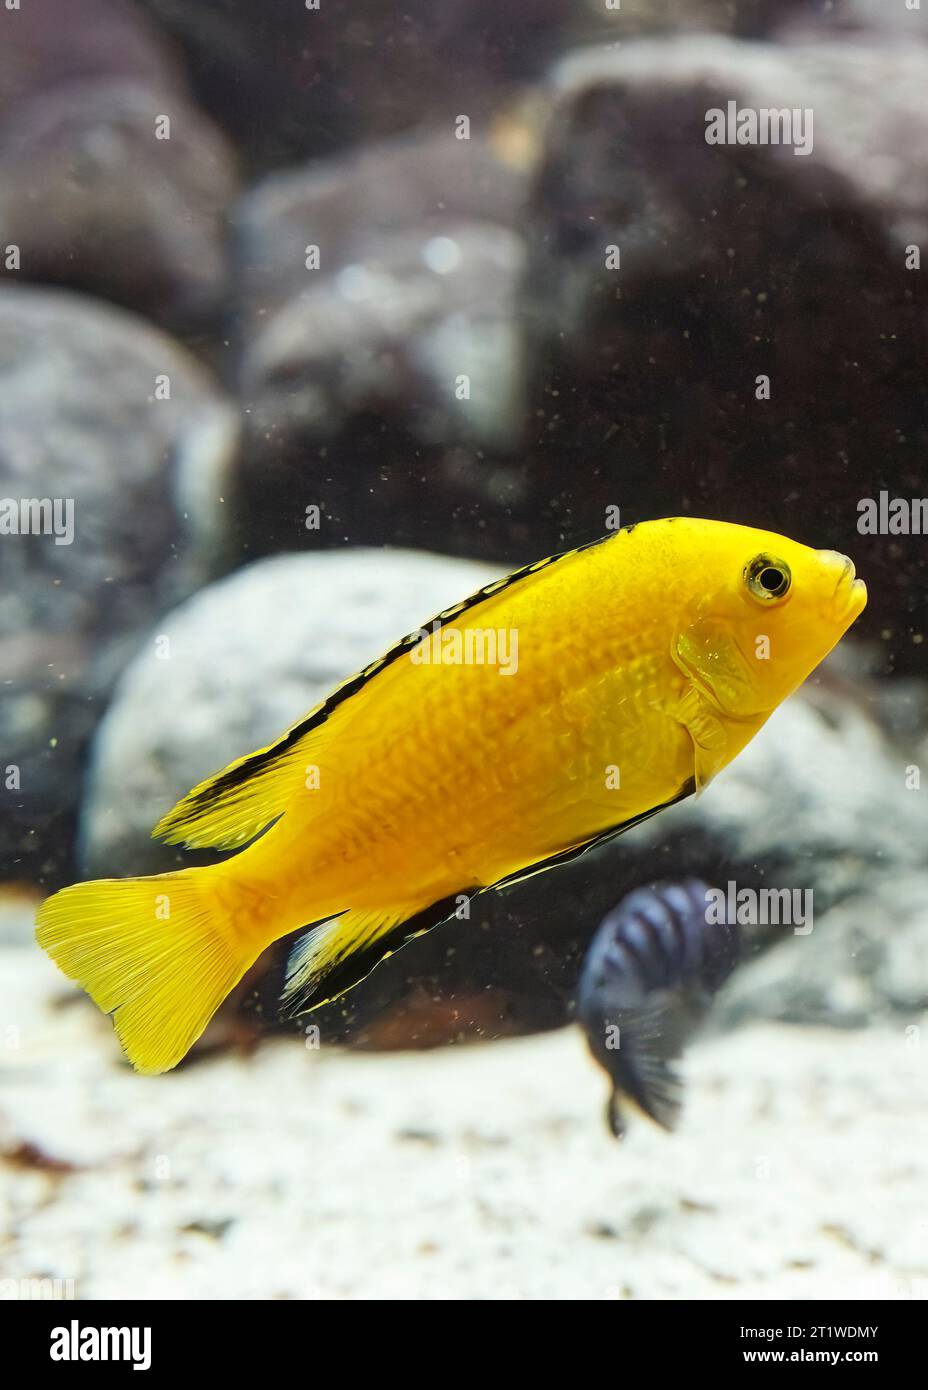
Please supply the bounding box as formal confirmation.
[35,868,262,1074]
[281,904,424,1016]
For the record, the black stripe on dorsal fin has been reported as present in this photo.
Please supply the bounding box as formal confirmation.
[153,533,617,849]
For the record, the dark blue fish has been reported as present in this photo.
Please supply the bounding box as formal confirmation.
[577,880,740,1138]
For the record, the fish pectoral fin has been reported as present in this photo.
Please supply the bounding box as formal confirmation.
[674,685,729,791]
[280,902,439,1017]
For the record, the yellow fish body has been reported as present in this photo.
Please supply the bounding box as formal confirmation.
[36,518,866,1073]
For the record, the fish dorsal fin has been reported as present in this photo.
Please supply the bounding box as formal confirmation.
[152,713,330,850]
[152,538,610,850]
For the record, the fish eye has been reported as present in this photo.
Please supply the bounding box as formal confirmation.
[744,553,791,602]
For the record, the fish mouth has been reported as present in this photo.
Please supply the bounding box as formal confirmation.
[829,558,867,628]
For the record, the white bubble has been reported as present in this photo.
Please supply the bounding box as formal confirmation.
[423,237,462,275]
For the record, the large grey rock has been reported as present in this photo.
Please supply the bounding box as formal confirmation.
[0,0,237,325]
[81,548,500,877]
[0,285,239,882]
[543,34,928,256]
[238,168,527,448]
[715,873,928,1029]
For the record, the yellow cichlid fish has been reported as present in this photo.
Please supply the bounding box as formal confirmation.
[36,518,866,1073]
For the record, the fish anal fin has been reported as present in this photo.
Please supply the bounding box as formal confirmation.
[281,906,415,1017]
[280,892,472,1017]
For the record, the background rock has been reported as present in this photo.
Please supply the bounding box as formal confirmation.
[715,874,928,1029]
[233,131,531,558]
[134,0,577,172]
[130,0,832,181]
[0,285,238,884]
[0,0,237,326]
[784,1,928,43]
[520,34,928,671]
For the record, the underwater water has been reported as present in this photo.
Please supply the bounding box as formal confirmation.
[1,0,927,1322]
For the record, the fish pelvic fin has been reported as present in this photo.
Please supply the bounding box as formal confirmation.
[35,869,263,1074]
[281,903,439,1016]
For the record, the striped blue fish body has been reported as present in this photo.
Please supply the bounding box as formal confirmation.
[577,880,740,1137]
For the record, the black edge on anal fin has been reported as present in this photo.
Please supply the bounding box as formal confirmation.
[490,777,698,893]
[292,890,480,1015]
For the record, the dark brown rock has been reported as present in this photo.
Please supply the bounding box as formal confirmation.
[521,34,928,671]
[0,0,237,326]
[134,0,576,171]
